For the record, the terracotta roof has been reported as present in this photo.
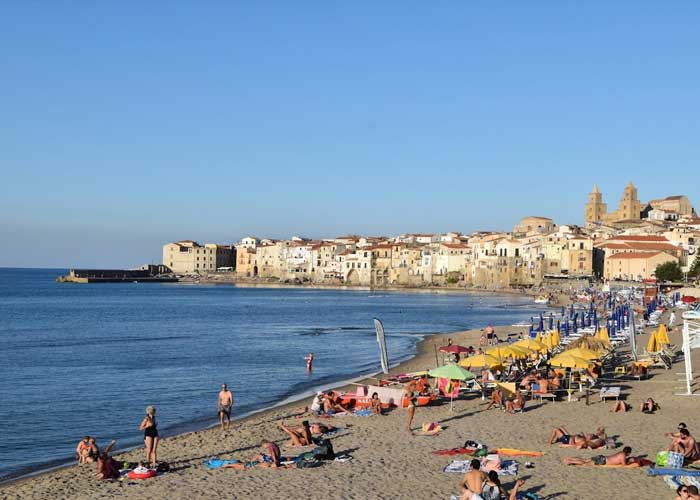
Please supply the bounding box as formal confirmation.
[608,235,668,242]
[441,243,469,249]
[607,251,669,260]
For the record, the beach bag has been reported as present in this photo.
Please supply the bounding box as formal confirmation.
[312,439,335,460]
[464,440,485,450]
[656,451,669,466]
[668,451,685,468]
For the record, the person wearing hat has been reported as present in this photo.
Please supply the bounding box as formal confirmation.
[139,406,159,467]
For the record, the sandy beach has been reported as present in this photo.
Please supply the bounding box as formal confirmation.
[2,311,697,500]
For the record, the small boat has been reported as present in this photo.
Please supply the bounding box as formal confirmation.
[534,296,549,305]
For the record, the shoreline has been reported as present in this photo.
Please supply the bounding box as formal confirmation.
[0,329,442,487]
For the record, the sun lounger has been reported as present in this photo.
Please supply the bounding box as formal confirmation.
[534,392,556,403]
[599,386,621,401]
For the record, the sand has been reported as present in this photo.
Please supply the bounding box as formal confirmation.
[2,311,698,500]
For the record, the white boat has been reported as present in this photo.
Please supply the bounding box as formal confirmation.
[534,296,549,305]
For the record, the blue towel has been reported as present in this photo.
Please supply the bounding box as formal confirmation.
[648,468,700,476]
[354,409,373,417]
[203,457,239,469]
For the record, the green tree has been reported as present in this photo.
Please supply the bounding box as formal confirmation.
[689,256,700,279]
[654,261,683,282]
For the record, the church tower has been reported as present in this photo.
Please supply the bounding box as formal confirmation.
[618,181,641,220]
[585,184,607,225]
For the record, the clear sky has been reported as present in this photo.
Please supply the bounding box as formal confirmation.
[1,2,699,268]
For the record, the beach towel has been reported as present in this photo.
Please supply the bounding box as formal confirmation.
[354,409,373,417]
[432,447,478,456]
[494,448,544,457]
[279,452,314,465]
[438,378,460,398]
[203,458,240,469]
[443,459,519,476]
[648,467,700,476]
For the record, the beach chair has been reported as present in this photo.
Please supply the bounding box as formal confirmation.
[599,386,621,402]
[533,392,557,403]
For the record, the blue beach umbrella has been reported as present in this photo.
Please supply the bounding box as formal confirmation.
[538,314,544,332]
[549,315,554,331]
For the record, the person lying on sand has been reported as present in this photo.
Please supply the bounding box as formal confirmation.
[668,428,700,463]
[611,401,630,413]
[563,446,631,466]
[639,397,659,414]
[95,440,120,480]
[583,427,607,449]
[223,439,287,469]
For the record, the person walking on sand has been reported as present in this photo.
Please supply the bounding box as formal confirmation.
[218,383,234,432]
[139,406,159,467]
[305,352,314,371]
[405,379,419,433]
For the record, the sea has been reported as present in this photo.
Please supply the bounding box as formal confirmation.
[0,267,545,480]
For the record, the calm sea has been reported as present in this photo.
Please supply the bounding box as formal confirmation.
[0,268,543,480]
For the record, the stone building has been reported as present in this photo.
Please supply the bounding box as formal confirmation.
[585,182,642,226]
[163,241,234,274]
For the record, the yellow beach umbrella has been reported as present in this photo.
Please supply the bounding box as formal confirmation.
[513,338,547,353]
[488,345,532,359]
[550,353,593,369]
[596,327,609,342]
[551,329,561,348]
[565,346,600,360]
[459,353,502,369]
[534,332,542,343]
[657,324,670,345]
[647,331,659,353]
[496,382,517,396]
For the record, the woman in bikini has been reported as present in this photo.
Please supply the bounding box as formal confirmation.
[278,420,313,447]
[139,406,159,467]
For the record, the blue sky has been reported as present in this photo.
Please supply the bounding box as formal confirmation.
[1,2,699,268]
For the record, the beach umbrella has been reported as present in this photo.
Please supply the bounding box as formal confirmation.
[496,382,517,397]
[561,306,565,317]
[647,331,659,353]
[513,338,548,353]
[551,329,561,348]
[656,324,670,346]
[538,314,544,332]
[529,324,536,338]
[565,346,600,360]
[459,353,502,369]
[428,364,475,411]
[550,353,593,369]
[548,315,554,331]
[428,364,475,381]
[438,345,471,354]
[596,327,610,344]
[488,345,532,359]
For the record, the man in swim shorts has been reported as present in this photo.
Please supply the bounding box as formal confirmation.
[218,383,234,432]
[563,446,631,466]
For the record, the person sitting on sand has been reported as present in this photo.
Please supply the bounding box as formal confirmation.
[416,374,431,395]
[462,459,488,498]
[279,420,313,447]
[505,391,525,413]
[688,486,700,500]
[563,446,632,466]
[95,440,120,480]
[665,423,688,439]
[323,392,350,414]
[309,391,324,415]
[76,436,91,464]
[611,400,630,413]
[370,392,383,415]
[481,470,508,500]
[486,387,503,410]
[639,397,659,414]
[668,428,700,464]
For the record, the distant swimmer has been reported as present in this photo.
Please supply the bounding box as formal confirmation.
[305,352,314,371]
[218,383,234,432]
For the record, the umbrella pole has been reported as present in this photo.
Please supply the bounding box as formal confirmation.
[434,344,439,367]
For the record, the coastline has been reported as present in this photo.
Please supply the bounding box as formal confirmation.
[3,309,698,499]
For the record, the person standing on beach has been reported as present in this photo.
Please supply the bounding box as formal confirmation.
[139,406,159,468]
[305,352,314,371]
[218,384,234,432]
[405,379,418,433]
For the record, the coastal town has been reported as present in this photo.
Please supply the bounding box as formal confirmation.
[159,183,699,288]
